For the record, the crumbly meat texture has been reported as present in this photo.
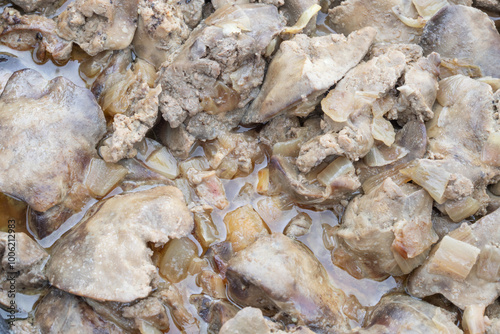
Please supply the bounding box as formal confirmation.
[132,0,204,68]
[9,0,58,12]
[0,8,73,62]
[408,208,500,309]
[226,233,350,333]
[333,178,436,280]
[243,27,377,123]
[296,50,407,173]
[157,4,283,136]
[0,69,106,215]
[56,0,138,56]
[46,186,194,302]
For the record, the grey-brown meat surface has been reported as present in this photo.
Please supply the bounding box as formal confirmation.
[46,186,194,302]
[226,233,350,333]
[0,69,106,236]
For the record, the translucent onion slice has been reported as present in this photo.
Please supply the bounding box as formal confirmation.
[364,144,408,167]
[444,197,481,223]
[412,0,448,20]
[392,5,426,28]
[138,321,163,334]
[224,205,269,252]
[200,81,240,115]
[362,163,412,194]
[281,4,321,34]
[392,248,428,275]
[272,137,304,157]
[428,236,480,280]
[476,245,500,282]
[372,116,396,147]
[400,163,450,204]
[145,147,179,179]
[179,157,210,176]
[194,212,220,248]
[490,182,500,196]
[481,132,500,166]
[448,223,477,244]
[462,305,487,334]
[84,158,128,197]
[317,157,354,187]
[257,168,269,195]
[159,237,199,283]
[477,76,500,92]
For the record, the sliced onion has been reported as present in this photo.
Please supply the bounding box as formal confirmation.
[272,137,304,157]
[476,245,500,282]
[281,4,321,34]
[201,81,240,115]
[317,157,355,187]
[364,144,408,167]
[477,76,500,92]
[392,5,426,28]
[145,147,179,179]
[481,132,500,167]
[462,305,487,334]
[84,158,128,197]
[412,0,448,20]
[392,249,428,275]
[428,236,480,280]
[372,116,396,147]
[138,320,163,334]
[444,197,480,222]
[257,168,269,195]
[448,223,477,244]
[159,237,199,283]
[400,162,450,204]
[194,212,220,248]
[224,205,269,252]
[179,157,210,176]
[362,163,411,194]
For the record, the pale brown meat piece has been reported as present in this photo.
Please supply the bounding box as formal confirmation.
[327,0,422,44]
[46,186,194,302]
[0,232,48,308]
[408,208,500,309]
[56,0,138,56]
[296,50,406,173]
[420,5,500,78]
[35,289,125,334]
[0,69,106,236]
[243,27,377,123]
[333,178,436,280]
[226,233,350,333]
[132,0,204,68]
[353,294,462,334]
[157,4,283,137]
[0,8,72,62]
[474,0,500,13]
[9,0,58,12]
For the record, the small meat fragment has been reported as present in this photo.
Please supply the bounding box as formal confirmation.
[35,289,125,334]
[226,233,350,333]
[0,69,106,236]
[187,168,229,210]
[333,178,436,280]
[284,212,312,238]
[0,233,48,308]
[353,294,462,334]
[157,4,283,137]
[133,0,204,68]
[56,0,138,56]
[420,5,500,78]
[408,208,500,309]
[46,186,194,302]
[327,0,422,44]
[91,50,161,163]
[10,0,58,12]
[0,8,72,62]
[243,27,376,123]
[297,50,406,173]
[191,296,239,333]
